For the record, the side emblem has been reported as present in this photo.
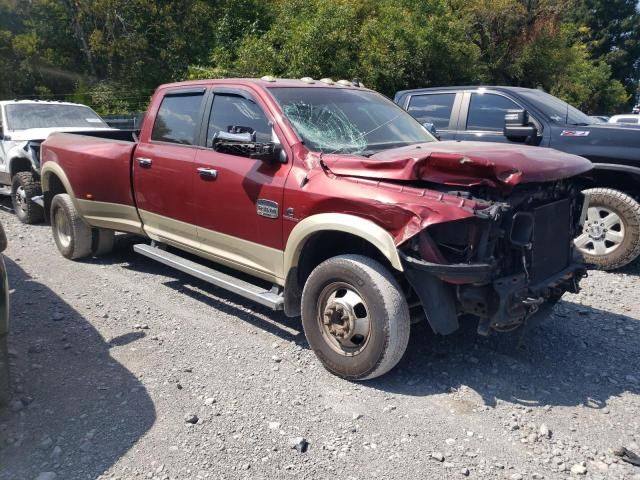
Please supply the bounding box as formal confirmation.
[560,130,590,137]
[257,199,279,219]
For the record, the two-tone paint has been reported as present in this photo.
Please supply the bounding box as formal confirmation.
[40,79,592,327]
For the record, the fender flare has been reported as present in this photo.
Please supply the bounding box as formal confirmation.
[593,163,640,178]
[40,162,82,213]
[283,213,404,275]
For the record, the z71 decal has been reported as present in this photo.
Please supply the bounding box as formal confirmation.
[561,130,590,137]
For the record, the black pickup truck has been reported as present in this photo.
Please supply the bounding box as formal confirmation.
[395,86,640,270]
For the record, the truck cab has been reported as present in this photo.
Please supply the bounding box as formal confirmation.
[395,86,640,270]
[0,100,111,224]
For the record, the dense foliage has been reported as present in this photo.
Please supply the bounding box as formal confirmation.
[0,0,637,114]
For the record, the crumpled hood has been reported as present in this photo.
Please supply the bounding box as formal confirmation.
[321,141,593,189]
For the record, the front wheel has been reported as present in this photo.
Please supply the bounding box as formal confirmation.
[301,255,410,380]
[11,172,43,224]
[574,188,640,270]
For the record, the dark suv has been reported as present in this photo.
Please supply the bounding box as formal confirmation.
[395,86,640,270]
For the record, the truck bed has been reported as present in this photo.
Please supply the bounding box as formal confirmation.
[41,132,137,208]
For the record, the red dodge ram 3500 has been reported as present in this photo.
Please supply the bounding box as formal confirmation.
[40,78,592,380]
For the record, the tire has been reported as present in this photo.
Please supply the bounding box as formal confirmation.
[11,172,43,224]
[50,194,92,260]
[301,254,410,380]
[92,228,115,256]
[575,188,640,270]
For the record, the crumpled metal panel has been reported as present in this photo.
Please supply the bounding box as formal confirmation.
[288,141,591,247]
[320,141,593,191]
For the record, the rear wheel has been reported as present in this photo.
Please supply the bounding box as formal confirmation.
[11,172,43,224]
[301,255,410,380]
[92,228,115,256]
[51,194,92,260]
[575,188,640,270]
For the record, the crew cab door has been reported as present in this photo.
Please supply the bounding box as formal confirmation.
[192,88,291,280]
[133,88,207,248]
[457,91,545,145]
[402,92,461,140]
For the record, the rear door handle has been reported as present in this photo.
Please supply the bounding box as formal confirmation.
[197,167,218,179]
[136,157,152,167]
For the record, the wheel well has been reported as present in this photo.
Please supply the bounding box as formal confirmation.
[283,230,397,317]
[590,169,640,199]
[10,157,31,178]
[43,173,67,222]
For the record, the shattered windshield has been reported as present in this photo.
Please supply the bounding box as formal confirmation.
[6,104,108,130]
[268,87,436,155]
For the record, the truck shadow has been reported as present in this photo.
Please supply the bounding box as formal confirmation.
[370,300,640,410]
[117,242,640,410]
[0,258,155,480]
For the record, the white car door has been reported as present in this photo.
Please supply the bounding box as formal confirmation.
[0,109,7,167]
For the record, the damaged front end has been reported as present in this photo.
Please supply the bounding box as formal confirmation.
[398,181,588,336]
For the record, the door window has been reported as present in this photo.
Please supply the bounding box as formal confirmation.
[406,93,455,129]
[467,93,520,131]
[206,94,272,147]
[151,92,205,145]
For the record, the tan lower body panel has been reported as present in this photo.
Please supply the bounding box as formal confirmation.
[76,200,144,235]
[138,209,285,285]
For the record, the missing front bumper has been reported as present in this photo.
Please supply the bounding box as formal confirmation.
[400,250,586,336]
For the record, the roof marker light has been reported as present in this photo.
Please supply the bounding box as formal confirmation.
[261,75,277,82]
[300,77,315,84]
[319,78,335,85]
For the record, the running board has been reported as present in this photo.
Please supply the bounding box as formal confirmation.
[133,243,284,310]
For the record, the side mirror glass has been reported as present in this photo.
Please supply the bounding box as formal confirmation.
[423,122,441,141]
[212,126,285,163]
[213,130,254,144]
[504,109,537,141]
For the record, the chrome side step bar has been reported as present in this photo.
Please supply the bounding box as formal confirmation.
[133,243,284,310]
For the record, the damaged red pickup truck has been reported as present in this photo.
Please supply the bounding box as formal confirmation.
[40,78,592,380]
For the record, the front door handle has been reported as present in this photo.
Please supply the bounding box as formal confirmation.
[197,167,218,179]
[136,157,152,167]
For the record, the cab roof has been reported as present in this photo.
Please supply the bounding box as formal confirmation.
[0,99,92,107]
[156,77,370,91]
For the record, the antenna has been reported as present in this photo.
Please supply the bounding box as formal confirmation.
[565,100,569,125]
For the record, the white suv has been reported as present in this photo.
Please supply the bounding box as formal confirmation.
[0,100,112,223]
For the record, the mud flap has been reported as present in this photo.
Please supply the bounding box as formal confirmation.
[403,266,459,335]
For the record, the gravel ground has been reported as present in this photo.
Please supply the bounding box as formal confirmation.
[1,201,640,480]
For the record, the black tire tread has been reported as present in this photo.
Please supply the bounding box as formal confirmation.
[11,172,43,224]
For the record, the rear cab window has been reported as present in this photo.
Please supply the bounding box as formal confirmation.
[151,91,206,145]
[406,93,456,130]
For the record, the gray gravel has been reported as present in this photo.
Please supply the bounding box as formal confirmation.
[0,201,640,479]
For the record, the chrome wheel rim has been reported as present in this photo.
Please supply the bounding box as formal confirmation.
[574,206,625,256]
[317,282,371,356]
[14,186,26,212]
[54,208,72,249]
